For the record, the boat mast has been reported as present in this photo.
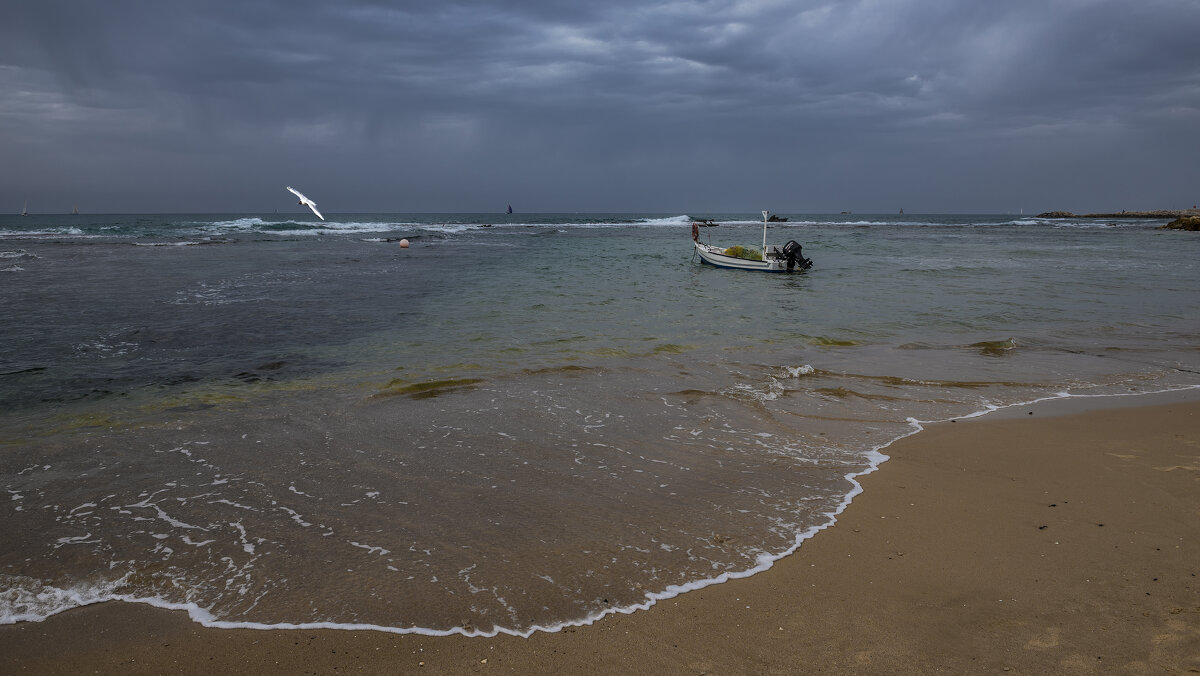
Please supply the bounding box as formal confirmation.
[761,210,769,252]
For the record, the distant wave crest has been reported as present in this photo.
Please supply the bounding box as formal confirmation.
[640,215,692,226]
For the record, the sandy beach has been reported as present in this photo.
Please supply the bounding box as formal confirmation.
[3,392,1197,674]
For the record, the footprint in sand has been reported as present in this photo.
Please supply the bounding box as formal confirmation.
[1152,464,1200,473]
[1106,452,1139,461]
[1024,626,1061,650]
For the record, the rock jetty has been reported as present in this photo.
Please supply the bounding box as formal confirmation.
[1161,216,1200,231]
[1037,209,1200,219]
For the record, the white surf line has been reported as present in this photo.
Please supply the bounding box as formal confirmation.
[13,385,1199,638]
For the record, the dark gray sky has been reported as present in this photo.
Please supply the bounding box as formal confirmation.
[3,0,1198,214]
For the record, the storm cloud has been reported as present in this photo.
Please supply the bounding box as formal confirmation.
[3,0,1198,213]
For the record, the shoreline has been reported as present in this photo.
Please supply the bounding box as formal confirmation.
[3,390,1198,673]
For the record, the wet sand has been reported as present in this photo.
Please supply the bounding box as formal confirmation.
[3,394,1198,674]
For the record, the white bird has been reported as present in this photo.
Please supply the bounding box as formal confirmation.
[286,186,324,221]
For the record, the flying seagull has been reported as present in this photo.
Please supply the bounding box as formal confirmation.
[286,186,324,221]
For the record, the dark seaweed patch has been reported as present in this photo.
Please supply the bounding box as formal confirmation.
[372,378,485,400]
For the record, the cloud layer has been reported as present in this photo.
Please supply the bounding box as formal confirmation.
[3,0,1198,213]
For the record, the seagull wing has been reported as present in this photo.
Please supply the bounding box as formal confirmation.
[286,186,324,220]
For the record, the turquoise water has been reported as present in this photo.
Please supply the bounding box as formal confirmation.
[2,212,1198,634]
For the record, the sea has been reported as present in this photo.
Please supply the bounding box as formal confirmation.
[2,212,1198,636]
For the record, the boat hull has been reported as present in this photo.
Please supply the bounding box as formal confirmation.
[694,241,791,272]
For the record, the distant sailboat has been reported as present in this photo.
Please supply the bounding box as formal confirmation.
[72,205,79,215]
[21,199,28,217]
[507,204,513,214]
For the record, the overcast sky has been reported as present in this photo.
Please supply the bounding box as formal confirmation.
[3,0,1198,214]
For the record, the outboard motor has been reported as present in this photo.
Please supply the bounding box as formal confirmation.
[782,240,812,271]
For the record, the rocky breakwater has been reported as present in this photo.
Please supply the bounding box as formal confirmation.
[1160,215,1200,231]
[1037,209,1200,219]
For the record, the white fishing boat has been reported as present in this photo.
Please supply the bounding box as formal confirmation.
[691,211,812,272]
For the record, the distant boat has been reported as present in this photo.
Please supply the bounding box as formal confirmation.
[21,199,27,217]
[72,205,79,215]
[506,204,513,214]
